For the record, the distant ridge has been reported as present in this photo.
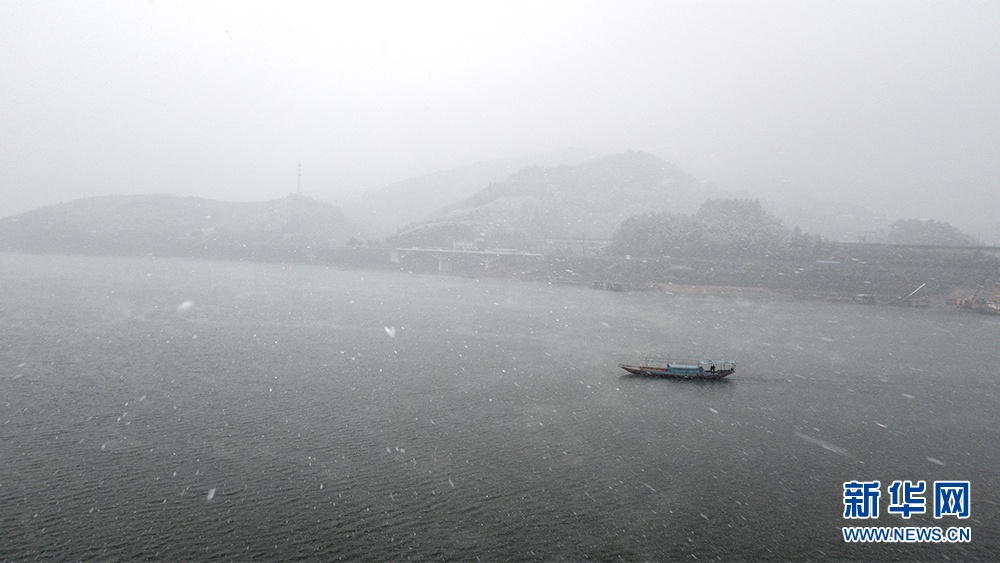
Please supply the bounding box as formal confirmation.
[387,150,705,249]
[0,194,357,261]
[333,147,596,237]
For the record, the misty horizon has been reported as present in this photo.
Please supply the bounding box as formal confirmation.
[2,1,999,243]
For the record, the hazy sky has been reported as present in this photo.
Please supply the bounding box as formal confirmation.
[2,1,998,241]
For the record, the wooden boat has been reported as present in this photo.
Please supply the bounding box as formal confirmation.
[619,357,735,379]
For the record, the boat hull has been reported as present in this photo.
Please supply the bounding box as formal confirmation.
[619,363,734,379]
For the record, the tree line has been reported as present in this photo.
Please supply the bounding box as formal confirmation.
[607,199,980,262]
[606,199,829,260]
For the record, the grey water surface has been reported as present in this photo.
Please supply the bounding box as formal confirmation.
[1,253,997,561]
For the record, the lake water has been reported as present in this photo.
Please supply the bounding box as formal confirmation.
[1,252,997,561]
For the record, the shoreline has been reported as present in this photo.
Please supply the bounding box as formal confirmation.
[2,249,993,314]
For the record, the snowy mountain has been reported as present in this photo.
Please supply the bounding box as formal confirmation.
[331,148,596,237]
[387,151,709,249]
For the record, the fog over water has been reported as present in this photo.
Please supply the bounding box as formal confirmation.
[1,253,997,560]
[2,3,1000,560]
[2,1,999,242]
